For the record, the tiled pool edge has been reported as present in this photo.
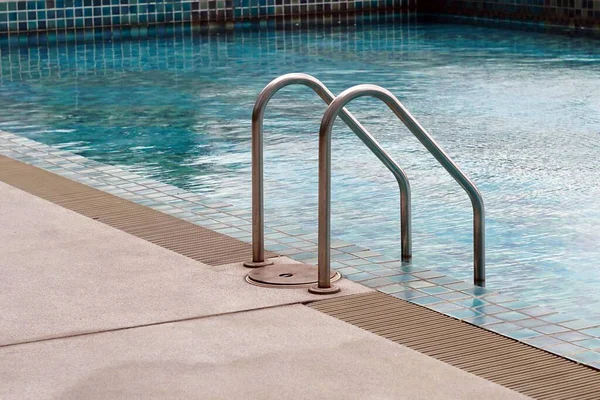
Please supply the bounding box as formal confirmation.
[1,129,599,370]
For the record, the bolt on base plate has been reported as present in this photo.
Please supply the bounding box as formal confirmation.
[246,263,341,288]
[243,259,274,268]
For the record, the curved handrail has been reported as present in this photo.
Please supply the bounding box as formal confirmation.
[246,73,412,268]
[314,84,485,291]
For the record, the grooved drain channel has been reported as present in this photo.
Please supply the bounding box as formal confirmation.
[308,291,600,400]
[0,155,277,266]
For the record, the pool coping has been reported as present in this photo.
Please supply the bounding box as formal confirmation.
[1,129,600,371]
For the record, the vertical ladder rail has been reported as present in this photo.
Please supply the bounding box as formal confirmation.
[245,73,412,269]
[315,84,485,292]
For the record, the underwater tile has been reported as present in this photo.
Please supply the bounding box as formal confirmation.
[378,284,408,294]
[505,329,542,340]
[494,311,529,322]
[485,322,522,333]
[345,272,378,282]
[404,280,436,289]
[372,269,404,277]
[514,318,550,329]
[483,294,518,304]
[523,335,564,348]
[391,289,426,301]
[581,327,600,337]
[544,342,587,356]
[436,291,472,301]
[520,306,557,317]
[533,324,571,334]
[444,282,475,291]
[427,302,465,313]
[446,308,482,320]
[572,338,600,350]
[429,276,462,285]
[335,266,362,275]
[417,286,452,295]
[474,304,509,314]
[456,298,488,309]
[560,320,600,330]
[361,277,396,288]
[387,274,419,283]
[551,331,591,342]
[409,296,444,306]
[411,270,446,279]
[539,313,577,324]
[463,315,502,326]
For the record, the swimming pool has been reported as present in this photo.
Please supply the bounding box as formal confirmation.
[1,19,599,321]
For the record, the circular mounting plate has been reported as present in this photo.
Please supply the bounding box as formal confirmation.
[246,263,341,288]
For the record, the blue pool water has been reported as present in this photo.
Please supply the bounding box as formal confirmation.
[1,20,599,321]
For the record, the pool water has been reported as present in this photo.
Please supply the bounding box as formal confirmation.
[1,19,599,321]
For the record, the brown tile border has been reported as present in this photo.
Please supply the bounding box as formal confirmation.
[308,291,600,400]
[0,155,277,266]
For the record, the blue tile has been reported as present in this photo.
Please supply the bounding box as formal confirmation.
[486,322,522,334]
[391,289,426,301]
[551,331,592,342]
[429,276,462,285]
[523,335,564,348]
[436,291,472,301]
[482,294,518,303]
[520,306,556,317]
[456,298,488,308]
[581,327,600,337]
[474,304,509,314]
[461,287,494,297]
[361,277,395,288]
[463,315,502,326]
[560,320,600,330]
[387,274,419,283]
[418,286,452,295]
[539,313,577,324]
[573,338,600,350]
[505,329,542,340]
[544,342,587,356]
[428,302,465,313]
[409,296,444,306]
[378,284,406,294]
[533,325,570,334]
[345,272,378,282]
[494,311,529,321]
[446,309,482,320]
[570,351,600,364]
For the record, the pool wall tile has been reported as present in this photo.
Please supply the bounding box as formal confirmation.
[0,0,416,35]
[423,0,600,32]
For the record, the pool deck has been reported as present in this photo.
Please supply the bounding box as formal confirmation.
[0,180,528,399]
[2,131,600,371]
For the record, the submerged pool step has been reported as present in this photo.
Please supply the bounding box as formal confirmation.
[308,291,600,400]
[0,155,277,266]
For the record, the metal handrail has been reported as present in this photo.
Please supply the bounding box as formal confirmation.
[315,84,485,292]
[246,73,412,268]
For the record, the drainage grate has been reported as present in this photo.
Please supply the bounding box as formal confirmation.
[0,156,277,266]
[308,291,600,400]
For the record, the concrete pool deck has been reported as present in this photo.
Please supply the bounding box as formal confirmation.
[0,181,529,399]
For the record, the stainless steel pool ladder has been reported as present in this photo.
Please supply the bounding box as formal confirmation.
[244,73,412,269]
[246,73,485,293]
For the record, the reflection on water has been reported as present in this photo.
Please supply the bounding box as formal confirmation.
[1,18,600,320]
